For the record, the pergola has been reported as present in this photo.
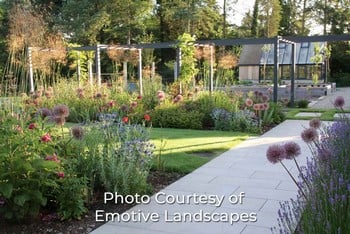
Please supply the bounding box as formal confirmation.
[28,34,350,104]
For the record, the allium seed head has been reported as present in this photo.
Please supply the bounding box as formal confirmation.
[334,96,345,108]
[71,126,84,140]
[301,128,319,143]
[52,104,70,118]
[266,144,286,164]
[309,118,321,129]
[284,141,301,159]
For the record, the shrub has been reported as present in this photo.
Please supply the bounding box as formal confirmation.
[329,72,350,87]
[0,106,87,220]
[72,122,155,196]
[151,102,204,129]
[297,99,309,108]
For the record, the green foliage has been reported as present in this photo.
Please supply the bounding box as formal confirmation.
[0,110,71,220]
[262,102,285,125]
[56,176,87,220]
[176,33,198,87]
[329,72,350,87]
[297,99,309,108]
[152,102,204,129]
[75,122,155,196]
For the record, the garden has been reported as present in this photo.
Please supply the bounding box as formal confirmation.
[0,71,287,233]
[0,4,349,232]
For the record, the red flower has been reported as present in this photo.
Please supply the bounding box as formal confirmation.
[144,114,151,121]
[137,95,142,100]
[122,116,129,123]
[28,123,37,130]
[57,172,65,178]
[107,100,115,108]
[41,133,52,143]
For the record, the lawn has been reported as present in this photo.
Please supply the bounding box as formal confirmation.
[150,128,251,173]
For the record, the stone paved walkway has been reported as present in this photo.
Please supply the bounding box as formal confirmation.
[308,87,350,110]
[91,120,314,234]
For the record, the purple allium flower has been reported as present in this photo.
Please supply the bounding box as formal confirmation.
[284,141,301,159]
[71,126,84,140]
[301,128,319,143]
[37,108,52,119]
[53,116,66,126]
[52,104,70,118]
[120,104,129,112]
[309,118,321,129]
[334,96,345,108]
[262,94,269,102]
[266,144,286,164]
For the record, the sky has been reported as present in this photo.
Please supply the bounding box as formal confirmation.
[217,0,255,26]
[217,0,323,34]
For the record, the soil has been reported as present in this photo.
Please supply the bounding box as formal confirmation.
[1,171,185,234]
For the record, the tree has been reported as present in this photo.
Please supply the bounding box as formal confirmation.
[259,0,282,37]
[251,0,259,37]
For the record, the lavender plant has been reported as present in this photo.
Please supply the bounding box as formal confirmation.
[269,96,350,234]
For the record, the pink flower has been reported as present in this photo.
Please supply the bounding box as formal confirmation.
[157,91,165,101]
[263,102,269,110]
[334,96,345,109]
[266,144,286,164]
[309,118,321,129]
[28,123,37,130]
[57,172,65,178]
[15,125,23,134]
[130,101,138,108]
[41,133,52,143]
[245,98,253,107]
[283,141,301,159]
[253,104,260,111]
[301,128,318,143]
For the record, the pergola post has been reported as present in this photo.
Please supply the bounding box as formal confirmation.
[290,43,296,107]
[175,47,181,80]
[138,48,143,96]
[209,45,214,93]
[88,60,93,86]
[96,44,101,88]
[273,37,280,103]
[28,47,34,93]
[123,61,128,90]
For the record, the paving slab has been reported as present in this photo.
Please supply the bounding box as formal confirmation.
[333,113,350,119]
[91,120,314,234]
[295,112,322,117]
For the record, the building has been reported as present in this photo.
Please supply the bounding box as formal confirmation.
[238,42,327,83]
